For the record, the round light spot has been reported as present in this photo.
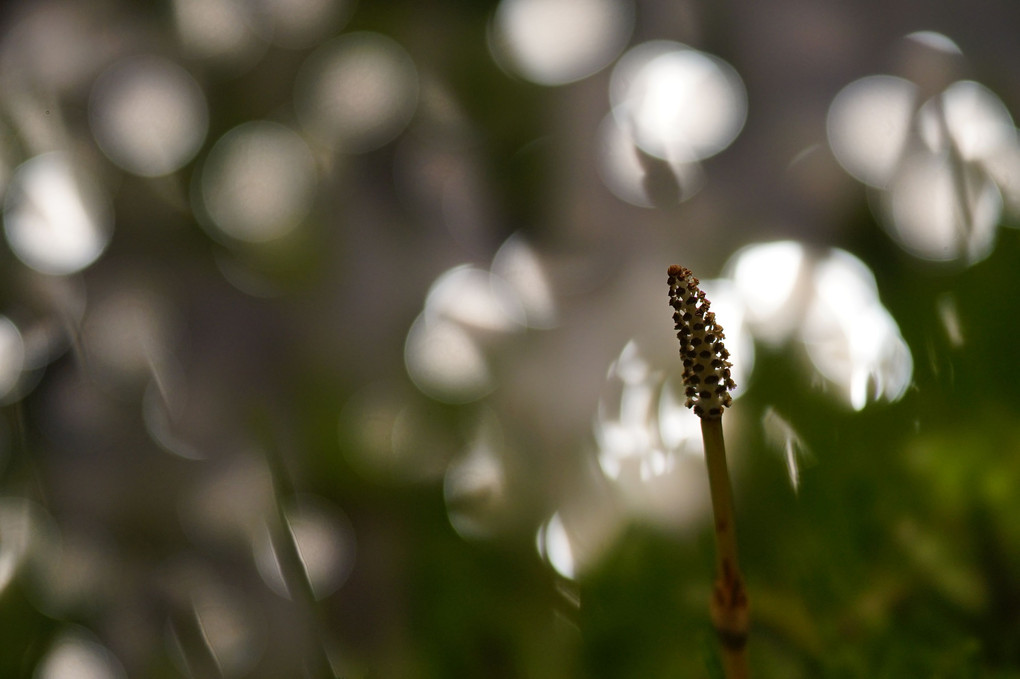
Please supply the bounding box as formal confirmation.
[199,121,317,243]
[3,153,111,275]
[34,628,126,679]
[491,234,558,329]
[424,265,526,332]
[595,341,672,477]
[880,150,1001,263]
[597,112,705,207]
[918,80,1016,162]
[726,240,808,346]
[697,277,753,397]
[826,74,918,188]
[404,313,493,403]
[656,379,703,457]
[172,0,266,68]
[610,41,747,162]
[90,56,208,177]
[801,249,913,410]
[295,32,418,153]
[490,0,634,86]
[593,340,720,529]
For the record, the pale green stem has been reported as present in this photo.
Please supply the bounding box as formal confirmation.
[701,416,750,679]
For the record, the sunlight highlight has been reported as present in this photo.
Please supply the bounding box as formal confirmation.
[727,242,913,410]
[878,77,1016,264]
[594,340,713,529]
[601,40,745,206]
[726,240,807,346]
[490,0,634,86]
[405,242,557,403]
[879,149,1001,263]
[405,314,493,403]
[597,286,753,481]
[827,74,917,188]
[904,31,962,55]
[595,341,662,480]
[917,80,1016,162]
[3,153,111,275]
[610,41,747,163]
[535,489,623,581]
[536,512,576,579]
[827,36,1020,266]
[697,277,754,396]
[424,265,526,332]
[802,250,913,410]
[89,56,208,177]
[295,32,418,153]
[172,0,265,66]
[199,121,317,243]
[34,629,126,679]
[491,234,558,329]
[597,112,705,207]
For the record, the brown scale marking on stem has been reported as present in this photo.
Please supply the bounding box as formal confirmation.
[717,629,748,650]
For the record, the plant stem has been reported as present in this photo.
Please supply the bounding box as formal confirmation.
[701,416,750,679]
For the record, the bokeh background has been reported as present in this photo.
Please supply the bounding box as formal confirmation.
[0,0,1019,676]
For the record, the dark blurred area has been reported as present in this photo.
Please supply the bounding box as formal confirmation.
[0,0,1019,677]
